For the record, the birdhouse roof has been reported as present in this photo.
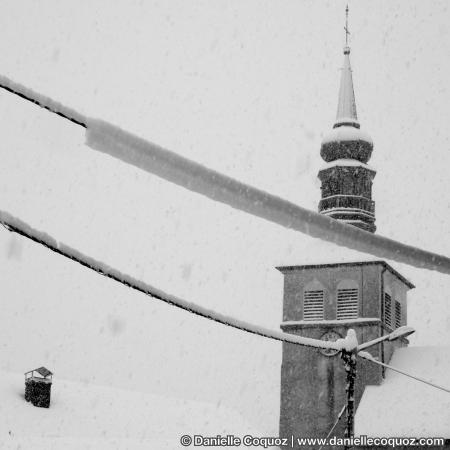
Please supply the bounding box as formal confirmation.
[25,367,53,377]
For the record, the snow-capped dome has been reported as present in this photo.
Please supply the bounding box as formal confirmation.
[320,125,373,163]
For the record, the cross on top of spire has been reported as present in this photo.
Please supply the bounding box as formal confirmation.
[344,5,350,47]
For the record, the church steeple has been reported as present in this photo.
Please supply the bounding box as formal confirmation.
[278,8,414,444]
[317,7,377,233]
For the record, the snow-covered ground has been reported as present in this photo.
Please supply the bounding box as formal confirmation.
[0,369,269,450]
[355,346,450,437]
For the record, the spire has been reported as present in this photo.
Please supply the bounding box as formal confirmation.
[317,5,376,233]
[335,5,359,128]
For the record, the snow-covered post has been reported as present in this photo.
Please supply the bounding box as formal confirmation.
[338,329,358,448]
[341,349,356,447]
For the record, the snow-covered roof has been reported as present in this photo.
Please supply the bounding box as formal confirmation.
[25,367,53,378]
[355,346,450,437]
[275,237,415,288]
[0,369,277,449]
[321,125,373,145]
[276,236,378,267]
[277,259,414,289]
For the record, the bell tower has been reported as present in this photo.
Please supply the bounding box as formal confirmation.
[318,9,376,233]
[278,262,414,447]
[278,8,414,448]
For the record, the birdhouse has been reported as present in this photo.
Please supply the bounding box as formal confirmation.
[24,367,53,408]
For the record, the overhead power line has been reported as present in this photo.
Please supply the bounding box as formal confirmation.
[0,75,449,275]
[358,352,450,394]
[0,209,341,352]
[2,210,450,398]
[0,75,87,127]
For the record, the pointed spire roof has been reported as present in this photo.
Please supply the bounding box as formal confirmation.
[334,46,359,128]
[320,5,374,164]
[334,6,359,128]
[321,45,373,163]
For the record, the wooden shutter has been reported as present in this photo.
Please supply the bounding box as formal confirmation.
[337,288,359,319]
[395,301,402,328]
[303,290,324,320]
[384,293,392,328]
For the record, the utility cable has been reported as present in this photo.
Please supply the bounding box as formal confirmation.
[0,210,340,352]
[358,352,450,394]
[2,210,450,397]
[0,75,87,127]
[0,75,449,275]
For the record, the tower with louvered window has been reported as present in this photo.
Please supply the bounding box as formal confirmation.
[277,21,415,446]
[278,261,414,445]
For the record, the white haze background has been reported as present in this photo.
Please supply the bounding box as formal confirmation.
[0,0,449,438]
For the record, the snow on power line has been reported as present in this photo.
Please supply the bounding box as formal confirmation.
[0,75,87,127]
[0,74,449,274]
[86,119,450,275]
[0,209,342,352]
[3,210,449,397]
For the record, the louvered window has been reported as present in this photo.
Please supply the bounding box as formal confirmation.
[384,293,392,328]
[395,301,402,328]
[337,288,359,320]
[303,290,324,320]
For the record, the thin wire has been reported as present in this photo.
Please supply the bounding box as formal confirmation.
[2,213,450,398]
[0,74,450,275]
[0,213,340,352]
[318,404,346,450]
[0,77,87,128]
[358,353,450,394]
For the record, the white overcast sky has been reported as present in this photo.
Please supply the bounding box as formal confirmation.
[0,0,449,435]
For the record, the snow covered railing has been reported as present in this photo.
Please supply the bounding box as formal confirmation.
[0,210,343,351]
[1,75,450,275]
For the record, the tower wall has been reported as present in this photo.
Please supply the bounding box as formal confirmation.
[318,164,376,233]
[279,323,383,448]
[281,263,382,322]
[278,262,413,448]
